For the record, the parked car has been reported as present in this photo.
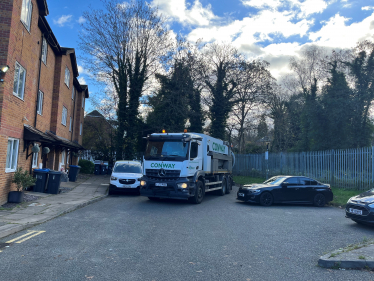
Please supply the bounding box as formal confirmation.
[109,161,143,195]
[346,189,374,225]
[237,175,333,207]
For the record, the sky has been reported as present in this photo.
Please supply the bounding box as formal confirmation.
[46,0,374,112]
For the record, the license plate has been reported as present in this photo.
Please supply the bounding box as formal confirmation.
[238,193,245,197]
[349,208,362,215]
[120,185,131,188]
[155,183,167,187]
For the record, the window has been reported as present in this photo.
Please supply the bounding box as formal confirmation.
[32,152,38,168]
[62,106,67,126]
[37,90,43,115]
[69,117,72,132]
[285,177,299,185]
[300,177,318,186]
[21,0,33,31]
[82,96,85,109]
[72,86,75,100]
[190,142,198,159]
[13,62,26,99]
[41,37,47,64]
[6,138,19,172]
[61,150,65,165]
[80,123,82,135]
[64,67,70,87]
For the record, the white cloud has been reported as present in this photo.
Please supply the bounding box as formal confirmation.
[309,13,374,49]
[152,0,217,26]
[53,15,72,27]
[78,16,86,24]
[362,6,374,11]
[78,77,86,85]
[188,9,313,45]
[242,0,328,17]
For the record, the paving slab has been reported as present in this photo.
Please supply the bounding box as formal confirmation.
[0,175,109,239]
[319,242,374,269]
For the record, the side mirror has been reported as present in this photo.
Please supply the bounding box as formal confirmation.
[282,182,289,187]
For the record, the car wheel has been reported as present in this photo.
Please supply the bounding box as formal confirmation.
[148,197,160,201]
[313,193,326,207]
[189,181,204,204]
[225,177,231,194]
[260,192,273,206]
[219,177,227,196]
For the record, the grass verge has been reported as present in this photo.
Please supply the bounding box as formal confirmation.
[233,175,363,207]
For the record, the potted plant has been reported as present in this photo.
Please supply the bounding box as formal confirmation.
[8,167,37,203]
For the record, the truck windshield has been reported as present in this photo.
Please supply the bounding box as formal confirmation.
[144,140,189,161]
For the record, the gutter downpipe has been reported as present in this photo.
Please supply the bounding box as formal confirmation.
[70,84,77,164]
[30,32,45,173]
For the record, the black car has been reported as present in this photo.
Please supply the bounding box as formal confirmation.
[237,176,333,207]
[346,189,374,225]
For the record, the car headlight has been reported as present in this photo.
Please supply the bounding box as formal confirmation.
[177,183,188,189]
[368,203,374,208]
[140,181,146,186]
[252,189,261,193]
[111,176,117,181]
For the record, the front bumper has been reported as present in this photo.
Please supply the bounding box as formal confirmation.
[237,189,261,203]
[345,203,374,224]
[139,177,194,200]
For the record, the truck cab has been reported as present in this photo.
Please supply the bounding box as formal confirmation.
[139,132,234,204]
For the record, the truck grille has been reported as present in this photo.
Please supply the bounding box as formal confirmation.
[146,169,181,178]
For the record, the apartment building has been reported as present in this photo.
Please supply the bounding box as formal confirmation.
[0,0,89,204]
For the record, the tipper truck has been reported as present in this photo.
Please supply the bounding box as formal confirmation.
[139,132,235,204]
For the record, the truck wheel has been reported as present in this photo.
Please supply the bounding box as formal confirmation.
[225,176,231,194]
[219,177,227,196]
[189,181,204,204]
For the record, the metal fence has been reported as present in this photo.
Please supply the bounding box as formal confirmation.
[233,147,374,190]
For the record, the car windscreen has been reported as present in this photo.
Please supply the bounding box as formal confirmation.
[264,176,287,185]
[144,140,189,161]
[113,163,142,173]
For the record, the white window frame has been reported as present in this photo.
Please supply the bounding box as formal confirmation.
[80,123,82,136]
[72,86,75,100]
[32,152,38,168]
[62,106,67,126]
[61,150,66,166]
[13,62,26,100]
[69,116,72,132]
[64,67,70,88]
[37,90,43,115]
[21,0,33,32]
[41,37,48,64]
[5,138,19,173]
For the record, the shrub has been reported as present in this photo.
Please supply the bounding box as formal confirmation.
[12,167,37,192]
[78,159,94,174]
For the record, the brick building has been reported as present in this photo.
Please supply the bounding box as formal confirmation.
[0,0,89,204]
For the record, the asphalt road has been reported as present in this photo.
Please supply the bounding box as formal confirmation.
[0,186,374,281]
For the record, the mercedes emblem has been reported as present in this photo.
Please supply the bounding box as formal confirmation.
[158,168,166,177]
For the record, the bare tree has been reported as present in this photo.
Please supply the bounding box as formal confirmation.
[79,0,172,159]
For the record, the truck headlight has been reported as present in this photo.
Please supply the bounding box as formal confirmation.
[140,181,146,186]
[177,183,188,189]
[111,176,117,181]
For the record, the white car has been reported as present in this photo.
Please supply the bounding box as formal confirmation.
[109,161,143,195]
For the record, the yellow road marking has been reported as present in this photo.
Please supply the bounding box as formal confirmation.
[6,230,45,244]
[6,231,37,243]
[15,231,45,243]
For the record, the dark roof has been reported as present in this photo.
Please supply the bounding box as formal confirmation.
[61,47,79,77]
[37,0,49,16]
[24,124,56,143]
[86,110,104,118]
[46,131,84,150]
